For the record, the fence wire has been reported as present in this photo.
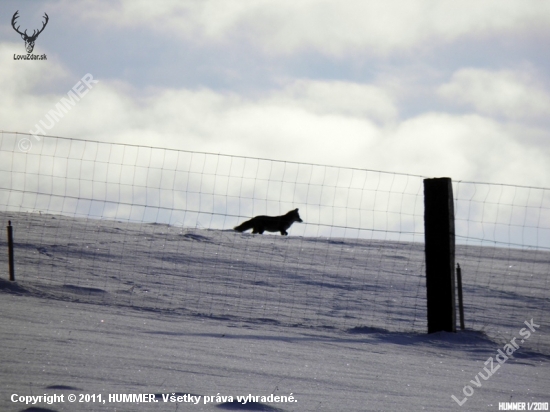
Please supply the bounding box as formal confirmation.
[0,131,549,353]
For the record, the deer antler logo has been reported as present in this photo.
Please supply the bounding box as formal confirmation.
[11,10,49,54]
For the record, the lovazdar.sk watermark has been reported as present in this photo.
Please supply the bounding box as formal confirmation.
[11,10,49,59]
[451,319,540,407]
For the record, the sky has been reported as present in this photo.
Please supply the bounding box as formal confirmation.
[1,0,550,187]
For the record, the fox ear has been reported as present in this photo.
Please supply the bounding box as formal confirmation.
[295,208,299,211]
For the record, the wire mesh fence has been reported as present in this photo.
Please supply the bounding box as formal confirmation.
[1,131,426,241]
[453,181,550,353]
[0,131,549,353]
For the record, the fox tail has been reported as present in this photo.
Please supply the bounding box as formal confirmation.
[234,219,253,232]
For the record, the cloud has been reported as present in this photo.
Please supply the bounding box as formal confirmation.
[120,85,382,165]
[1,39,548,188]
[0,43,69,94]
[0,43,73,132]
[378,113,548,185]
[65,0,550,56]
[264,80,398,123]
[438,68,550,120]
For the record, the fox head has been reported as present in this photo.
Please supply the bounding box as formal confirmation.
[289,208,303,223]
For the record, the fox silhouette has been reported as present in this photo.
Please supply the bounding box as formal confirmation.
[234,208,303,236]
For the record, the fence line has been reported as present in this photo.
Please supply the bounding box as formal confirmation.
[0,131,428,242]
[1,131,549,353]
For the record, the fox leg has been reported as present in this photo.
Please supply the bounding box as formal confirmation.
[280,230,288,235]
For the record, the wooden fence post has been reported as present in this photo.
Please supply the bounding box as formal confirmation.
[424,178,456,333]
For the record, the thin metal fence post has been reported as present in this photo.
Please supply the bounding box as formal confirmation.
[7,220,15,281]
[456,263,465,330]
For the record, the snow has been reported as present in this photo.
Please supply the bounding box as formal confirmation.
[0,211,549,411]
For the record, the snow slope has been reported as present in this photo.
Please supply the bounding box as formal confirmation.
[0,211,549,411]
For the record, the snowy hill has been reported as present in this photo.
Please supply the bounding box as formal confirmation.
[0,211,548,411]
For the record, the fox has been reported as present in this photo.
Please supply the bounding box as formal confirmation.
[234,208,303,236]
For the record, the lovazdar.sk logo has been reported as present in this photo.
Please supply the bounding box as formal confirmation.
[11,10,49,60]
